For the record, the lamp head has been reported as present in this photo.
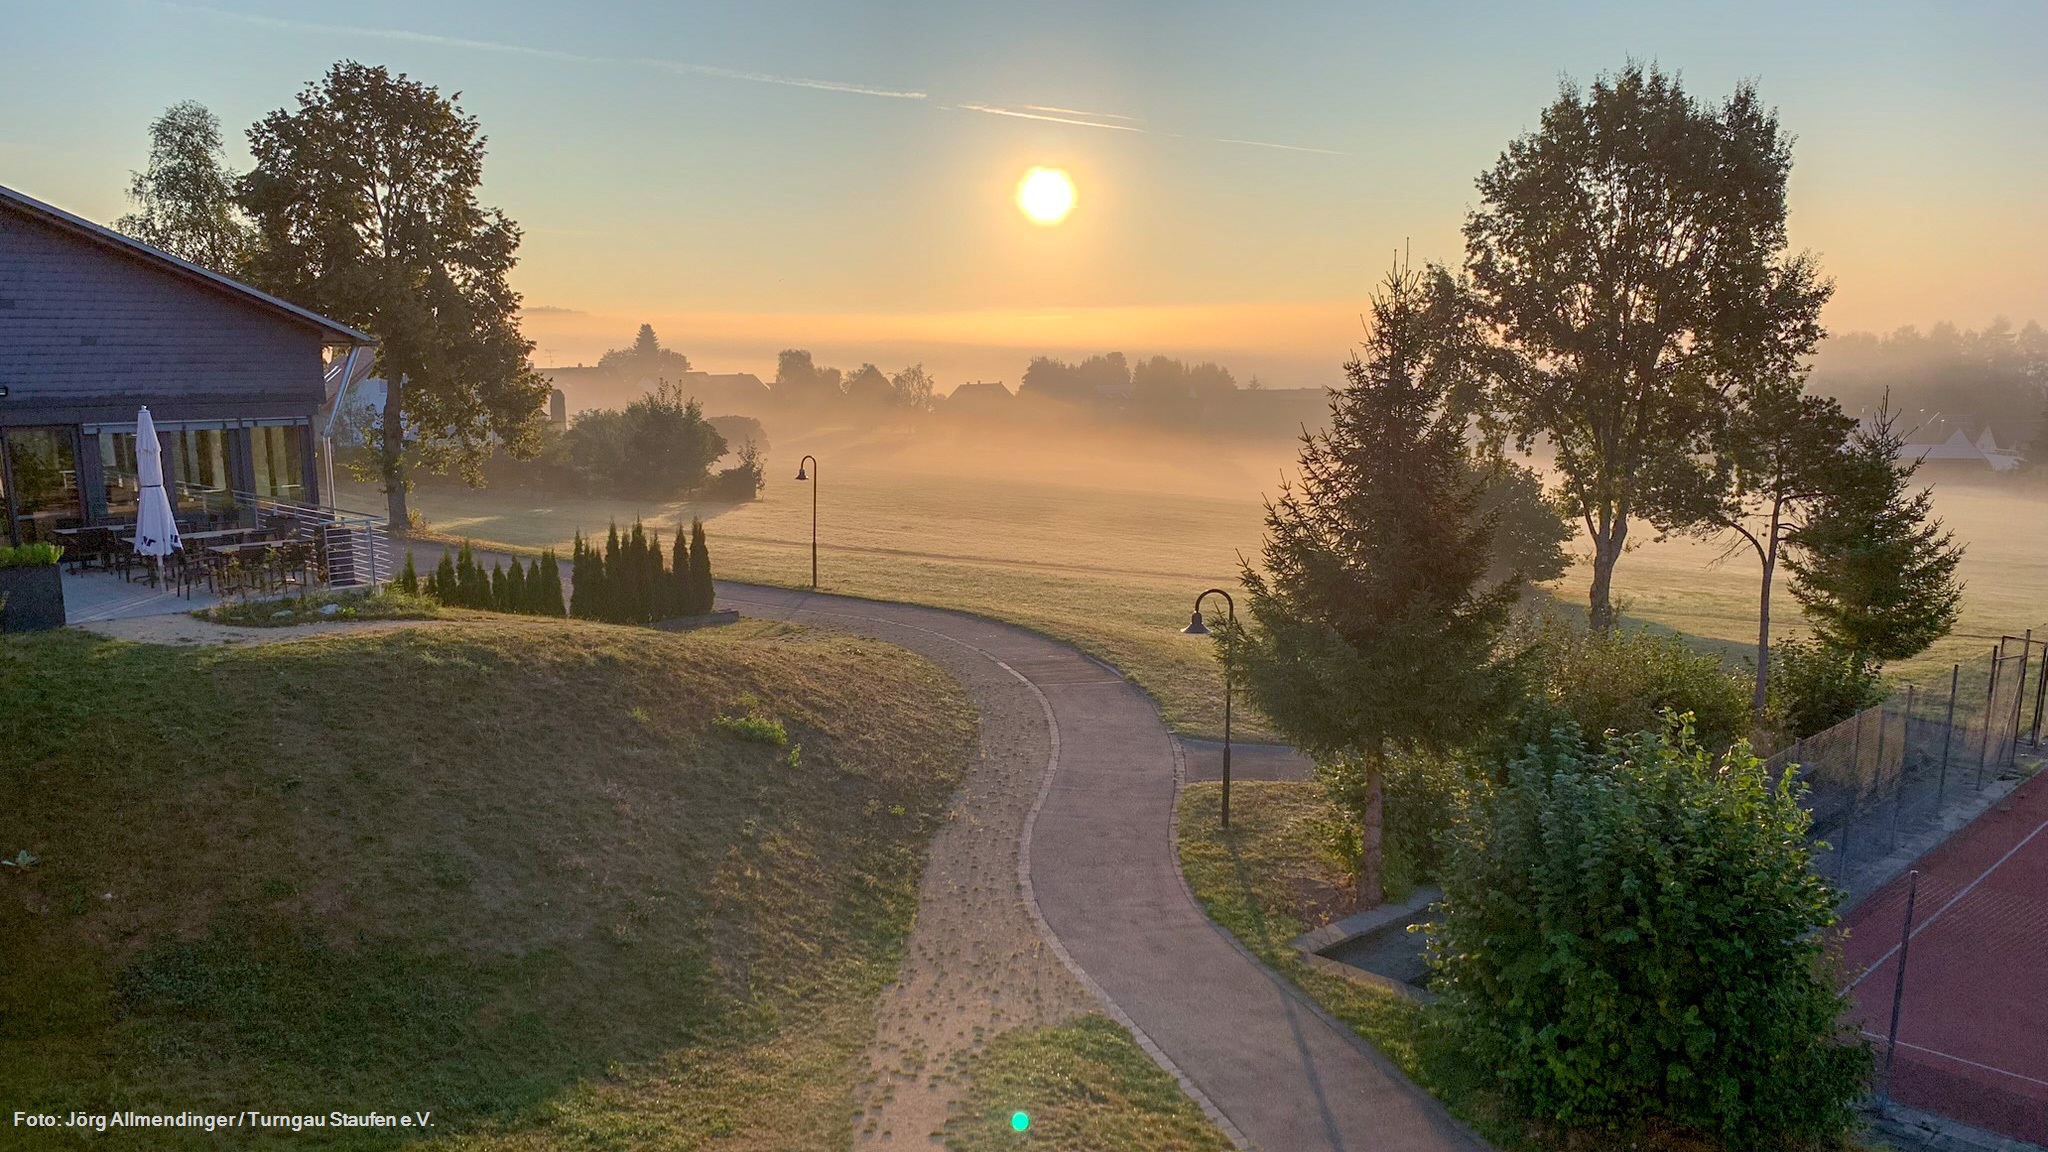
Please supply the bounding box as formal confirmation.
[795,465,807,481]
[1182,610,1209,636]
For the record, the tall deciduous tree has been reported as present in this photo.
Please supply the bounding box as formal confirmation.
[241,61,548,532]
[1463,64,1831,631]
[1787,402,1966,665]
[1679,377,1857,727]
[1230,261,1520,906]
[117,101,255,276]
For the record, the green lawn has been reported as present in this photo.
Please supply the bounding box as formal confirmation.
[358,437,2048,743]
[941,1016,1234,1152]
[1,618,976,1150]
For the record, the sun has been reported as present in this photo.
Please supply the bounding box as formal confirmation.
[1016,167,1076,225]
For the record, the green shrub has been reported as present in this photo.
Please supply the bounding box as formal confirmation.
[1313,748,1478,895]
[0,542,64,569]
[1431,722,1868,1148]
[1521,617,1750,752]
[1767,636,1887,739]
[713,713,787,746]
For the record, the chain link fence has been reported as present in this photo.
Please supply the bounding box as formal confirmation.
[1765,630,2046,899]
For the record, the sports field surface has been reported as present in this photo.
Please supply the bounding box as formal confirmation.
[1839,766,2048,1144]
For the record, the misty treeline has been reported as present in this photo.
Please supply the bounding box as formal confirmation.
[458,383,765,503]
[1814,319,2048,452]
[773,350,937,411]
[118,73,549,532]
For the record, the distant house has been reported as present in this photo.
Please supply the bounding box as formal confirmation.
[1886,414,2024,472]
[946,380,1014,415]
[0,182,373,544]
[539,365,769,417]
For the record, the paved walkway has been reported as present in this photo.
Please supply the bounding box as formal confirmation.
[720,582,1488,1152]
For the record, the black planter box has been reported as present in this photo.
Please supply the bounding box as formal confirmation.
[0,564,65,632]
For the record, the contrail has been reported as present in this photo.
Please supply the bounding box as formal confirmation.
[953,104,1143,132]
[154,2,928,100]
[159,3,1341,154]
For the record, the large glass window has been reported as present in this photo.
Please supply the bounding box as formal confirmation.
[2,426,83,544]
[98,430,140,522]
[251,424,309,502]
[170,427,231,518]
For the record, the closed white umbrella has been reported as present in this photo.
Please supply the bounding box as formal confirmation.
[132,406,182,559]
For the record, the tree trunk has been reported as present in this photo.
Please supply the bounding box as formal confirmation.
[1751,545,1777,735]
[1356,752,1385,909]
[381,373,409,535]
[1750,502,1786,743]
[1586,515,1628,633]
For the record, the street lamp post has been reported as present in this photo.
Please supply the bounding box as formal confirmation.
[1182,588,1235,829]
[795,454,819,589]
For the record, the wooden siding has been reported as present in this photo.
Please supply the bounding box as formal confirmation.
[0,202,327,424]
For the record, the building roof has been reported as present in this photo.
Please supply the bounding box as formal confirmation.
[0,181,373,347]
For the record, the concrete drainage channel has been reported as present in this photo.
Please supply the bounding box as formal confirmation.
[1294,885,1442,1002]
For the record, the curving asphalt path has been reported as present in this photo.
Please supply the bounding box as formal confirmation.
[719,582,1490,1152]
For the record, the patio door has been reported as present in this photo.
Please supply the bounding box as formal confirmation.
[0,426,84,546]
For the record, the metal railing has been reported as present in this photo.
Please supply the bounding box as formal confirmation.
[174,484,393,590]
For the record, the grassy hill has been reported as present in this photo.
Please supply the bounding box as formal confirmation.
[0,618,975,1150]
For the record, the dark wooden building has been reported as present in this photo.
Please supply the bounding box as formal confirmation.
[0,182,372,546]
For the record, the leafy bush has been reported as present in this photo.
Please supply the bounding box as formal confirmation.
[1519,617,1750,752]
[713,713,787,746]
[1767,636,1887,740]
[699,440,766,503]
[1431,722,1868,1148]
[1313,748,1478,895]
[0,542,64,569]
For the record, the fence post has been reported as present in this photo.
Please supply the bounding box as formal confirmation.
[2032,634,2048,748]
[1977,646,2000,790]
[1879,869,1922,1118]
[1892,685,1914,849]
[2007,640,2030,771]
[1937,664,1959,817]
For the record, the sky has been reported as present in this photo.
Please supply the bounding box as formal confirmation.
[3,0,2045,388]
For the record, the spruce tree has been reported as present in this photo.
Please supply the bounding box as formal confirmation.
[397,551,419,595]
[1230,260,1520,907]
[1787,402,1966,666]
[689,517,714,615]
[489,562,508,612]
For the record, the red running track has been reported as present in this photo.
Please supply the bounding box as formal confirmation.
[1839,769,2048,1144]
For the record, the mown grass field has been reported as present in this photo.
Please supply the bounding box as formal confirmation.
[941,1016,1234,1152]
[1,618,978,1150]
[359,425,2048,740]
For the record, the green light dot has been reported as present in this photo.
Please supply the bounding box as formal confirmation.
[1010,1111,1030,1132]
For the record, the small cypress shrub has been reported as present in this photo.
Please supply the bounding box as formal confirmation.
[688,517,714,615]
[538,549,566,616]
[489,562,508,611]
[433,553,458,604]
[504,555,527,613]
[397,552,419,595]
